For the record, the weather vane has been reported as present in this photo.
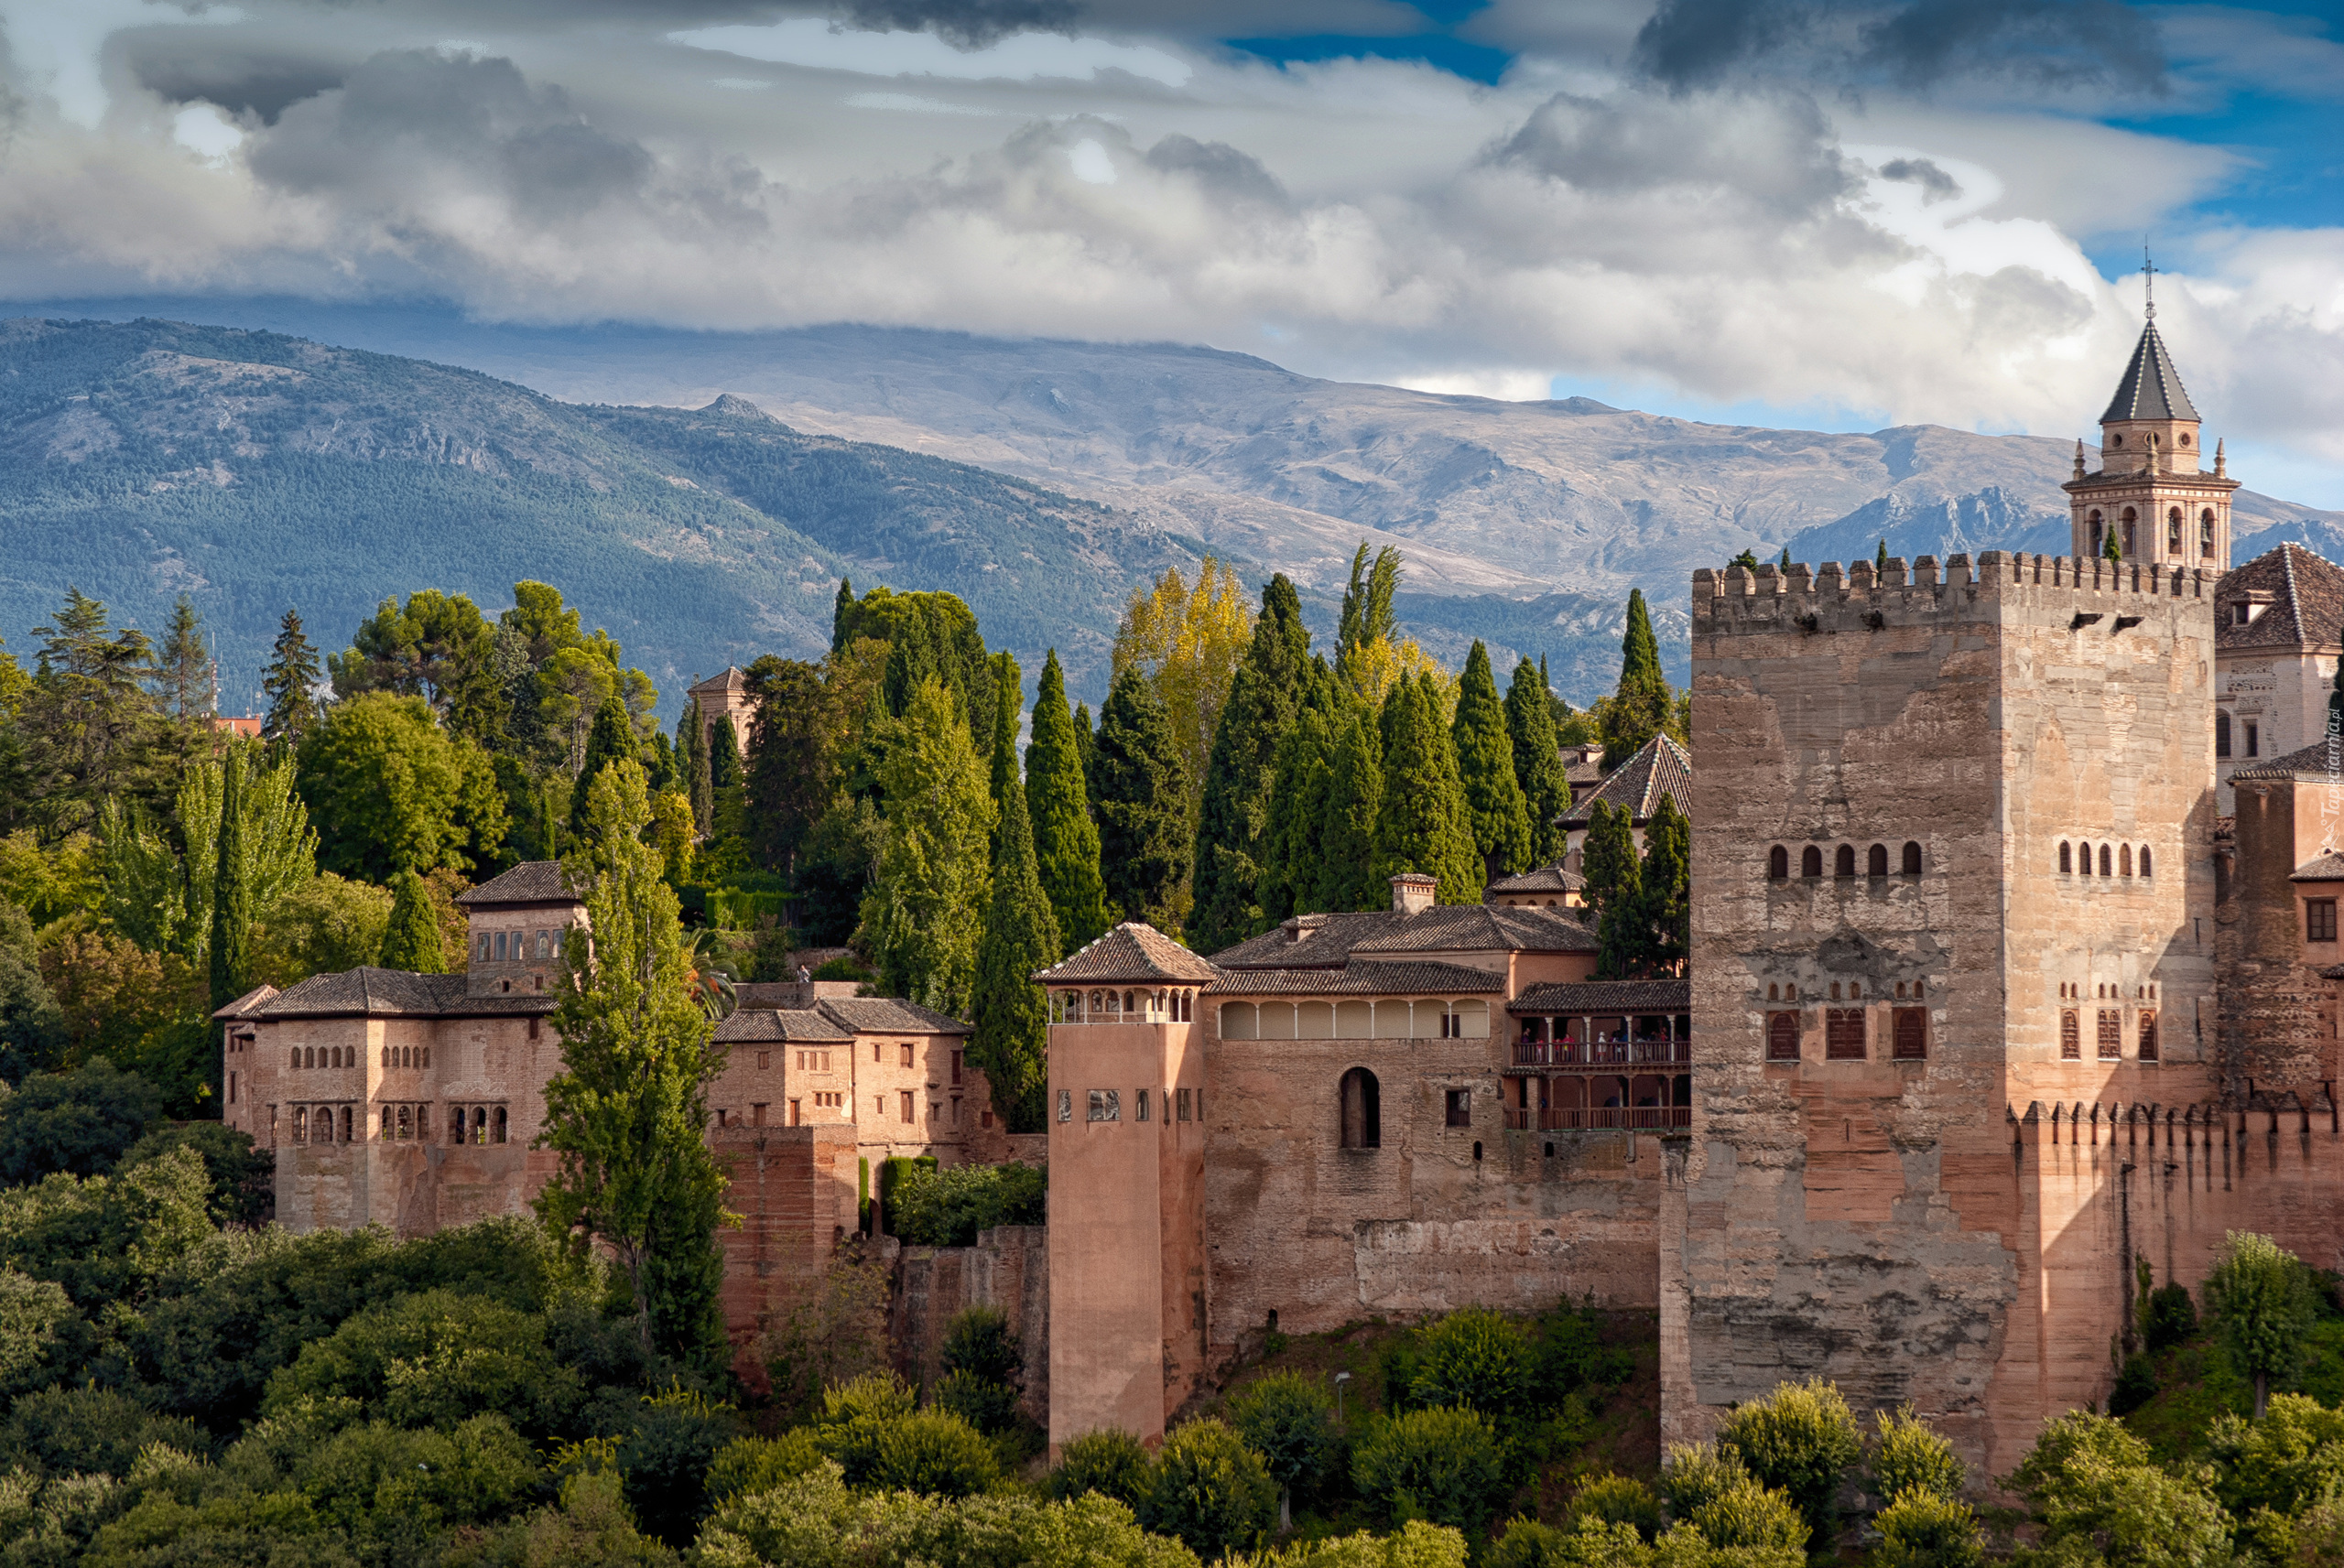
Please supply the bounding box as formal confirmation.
[2143,243,2156,320]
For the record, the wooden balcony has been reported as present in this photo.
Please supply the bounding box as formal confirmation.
[1512,1037,1689,1068]
[1503,1105,1690,1131]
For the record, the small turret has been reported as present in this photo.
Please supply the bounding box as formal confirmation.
[2073,439,2086,480]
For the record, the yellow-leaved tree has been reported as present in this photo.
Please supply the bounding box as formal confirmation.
[1112,557,1254,847]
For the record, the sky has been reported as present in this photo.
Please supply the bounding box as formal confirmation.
[2,0,2342,503]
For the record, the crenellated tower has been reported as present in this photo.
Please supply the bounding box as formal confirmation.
[2064,289,2240,569]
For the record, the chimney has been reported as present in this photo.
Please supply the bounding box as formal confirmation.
[1390,872,1436,915]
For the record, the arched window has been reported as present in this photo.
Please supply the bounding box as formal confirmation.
[450,1107,466,1144]
[1766,983,1779,1000]
[2201,510,2216,557]
[2099,844,2112,877]
[1123,989,1135,1014]
[2138,1011,2159,1062]
[537,931,550,959]
[1802,847,1823,878]
[472,1107,488,1143]
[2079,842,2095,876]
[493,1108,508,1145]
[2140,846,2153,878]
[1768,846,1789,880]
[421,1046,430,1068]
[293,1107,308,1143]
[1834,845,1855,877]
[1901,841,1922,875]
[2059,841,2073,872]
[2120,845,2132,876]
[2089,514,2103,555]
[339,1107,352,1142]
[2060,1011,2079,1060]
[380,1106,394,1138]
[477,935,490,961]
[1893,1010,1926,1060]
[1766,1012,1799,1061]
[1867,843,1888,877]
[2167,508,2182,555]
[1340,1067,1381,1150]
[397,1106,412,1140]
[2121,507,2137,557]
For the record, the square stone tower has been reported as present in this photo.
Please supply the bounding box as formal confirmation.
[1672,551,2219,1478]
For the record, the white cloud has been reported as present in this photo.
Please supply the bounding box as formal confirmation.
[1067,136,1116,182]
[667,19,1193,87]
[846,90,997,114]
[172,103,246,162]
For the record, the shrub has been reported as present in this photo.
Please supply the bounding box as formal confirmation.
[1256,1519,1472,1568]
[943,1305,1022,1383]
[1658,1443,1750,1522]
[1713,1378,1861,1536]
[821,1370,917,1426]
[2143,1284,2198,1353]
[812,956,870,982]
[2008,1409,2234,1568]
[1872,1487,1984,1568]
[1533,1303,1636,1402]
[890,1163,1048,1248]
[2205,1394,2344,1519]
[1352,1407,1507,1537]
[1229,1371,1339,1525]
[2108,1356,2159,1418]
[259,1289,587,1439]
[1408,1307,1533,1417]
[1569,1473,1665,1541]
[864,1408,1000,1498]
[1690,1480,1807,1554]
[0,1060,163,1184]
[1869,1406,1963,1503]
[1048,1427,1153,1506]
[707,1431,827,1501]
[615,1384,741,1546]
[0,1388,208,1478]
[931,1368,1021,1435]
[1143,1418,1276,1561]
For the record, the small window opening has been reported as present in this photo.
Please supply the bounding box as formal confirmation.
[1340,1067,1381,1149]
[1835,845,1856,878]
[1802,846,1822,877]
[1867,843,1888,876]
[1768,845,1789,880]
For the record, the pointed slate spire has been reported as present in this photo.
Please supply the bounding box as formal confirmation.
[2100,320,2200,423]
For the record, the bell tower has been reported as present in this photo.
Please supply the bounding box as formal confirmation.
[2064,257,2240,569]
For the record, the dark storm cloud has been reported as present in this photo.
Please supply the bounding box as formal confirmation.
[840,0,1081,48]
[1632,0,2166,95]
[1142,134,1286,205]
[121,38,346,123]
[1879,156,1959,200]
[1494,87,1855,221]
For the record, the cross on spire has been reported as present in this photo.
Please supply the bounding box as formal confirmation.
[2143,243,2156,320]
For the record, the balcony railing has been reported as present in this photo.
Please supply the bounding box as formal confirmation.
[1503,1106,1690,1131]
[1512,1038,1689,1067]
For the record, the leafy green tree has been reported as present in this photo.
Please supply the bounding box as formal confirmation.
[1569,1475,1666,1541]
[261,1287,587,1438]
[1229,1371,1336,1529]
[1872,1487,1984,1568]
[709,712,743,794]
[832,577,857,654]
[1353,1407,1506,1537]
[2206,1231,2317,1417]
[1339,542,1403,656]
[1092,666,1189,934]
[117,1119,272,1227]
[971,768,1059,1132]
[1714,1379,1862,1541]
[380,871,448,973]
[0,899,64,1085]
[155,594,213,722]
[1073,701,1097,787]
[1635,793,1690,974]
[1259,669,1339,924]
[0,1058,163,1183]
[1870,1406,1963,1504]
[1027,651,1108,950]
[570,695,638,845]
[2009,1410,2232,1568]
[857,677,996,1012]
[1687,1480,1809,1556]
[260,610,324,748]
[1190,575,1312,953]
[1370,675,1482,905]
[536,760,733,1364]
[1143,1417,1277,1560]
[1506,656,1570,866]
[1316,701,1384,914]
[209,749,255,1011]
[1452,642,1532,881]
[1659,1443,1753,1521]
[850,586,991,744]
[331,589,507,744]
[299,693,509,881]
[254,873,391,984]
[1877,538,1891,574]
[1601,589,1672,766]
[1409,1305,1533,1416]
[860,1407,1003,1496]
[742,657,838,875]
[1047,1428,1153,1507]
[124,743,314,969]
[18,588,160,830]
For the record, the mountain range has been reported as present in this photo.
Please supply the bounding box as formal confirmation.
[5,308,2339,715]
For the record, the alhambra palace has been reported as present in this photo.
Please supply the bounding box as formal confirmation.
[216,318,2344,1480]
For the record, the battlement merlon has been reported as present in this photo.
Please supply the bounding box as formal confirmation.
[1691,552,2213,632]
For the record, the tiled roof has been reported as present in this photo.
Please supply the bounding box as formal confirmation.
[1508,979,1692,1014]
[717,1008,854,1043]
[214,983,278,1021]
[1487,865,1584,895]
[1204,959,1506,996]
[252,968,558,1019]
[2100,321,2201,423]
[456,861,581,906]
[2231,736,2344,781]
[690,666,749,694]
[2216,544,2344,654]
[1210,903,1597,969]
[1559,734,1692,827]
[815,997,971,1036]
[2292,851,2344,882]
[1033,924,1221,985]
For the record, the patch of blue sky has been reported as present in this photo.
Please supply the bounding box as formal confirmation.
[1218,0,1512,84]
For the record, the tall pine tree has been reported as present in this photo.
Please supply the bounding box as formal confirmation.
[570,696,636,844]
[157,594,213,721]
[1092,665,1189,934]
[1315,699,1384,913]
[1026,652,1108,950]
[209,752,253,1011]
[1505,655,1570,867]
[261,608,322,746]
[1369,674,1482,905]
[1189,574,1311,952]
[970,768,1059,1132]
[381,870,448,972]
[1602,589,1672,767]
[856,677,996,1013]
[1451,642,1531,882]
[1259,657,1340,923]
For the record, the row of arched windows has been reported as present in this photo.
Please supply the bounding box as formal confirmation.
[1767,842,1923,880]
[291,1105,353,1143]
[477,928,558,963]
[449,1105,509,1144]
[1763,979,1926,1001]
[290,1046,353,1070]
[2058,841,2152,878]
[385,1044,429,1068]
[2086,506,2216,559]
[381,1103,429,1141]
[1050,989,1198,1023]
[1765,1008,1927,1061]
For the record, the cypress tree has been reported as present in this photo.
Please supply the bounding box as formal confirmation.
[971,771,1060,1133]
[1638,792,1690,975]
[1190,574,1312,954]
[1876,537,1890,574]
[1369,674,1481,905]
[1603,589,1673,767]
[1506,655,1570,867]
[708,711,743,793]
[209,752,252,1011]
[1780,546,1793,570]
[1452,641,1531,882]
[855,678,996,1012]
[571,696,636,843]
[1259,659,1340,923]
[831,578,856,654]
[1073,702,1096,790]
[1583,801,1646,979]
[1026,652,1108,949]
[381,870,447,972]
[261,608,322,745]
[988,652,1022,812]
[1315,700,1383,913]
[1092,665,1189,934]
[677,708,711,838]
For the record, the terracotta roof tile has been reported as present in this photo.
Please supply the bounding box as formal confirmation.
[253,968,558,1020]
[1204,959,1505,996]
[1508,979,1691,1013]
[1487,865,1585,895]
[456,861,581,906]
[213,983,279,1021]
[2231,735,2344,780]
[1559,735,1692,827]
[1210,903,1597,968]
[815,997,971,1035]
[716,1008,854,1043]
[1034,924,1220,985]
[2215,543,2344,654]
[2291,852,2344,882]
